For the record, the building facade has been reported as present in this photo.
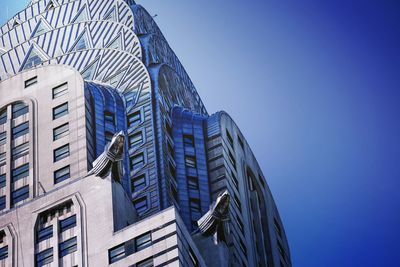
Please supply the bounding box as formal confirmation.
[0,0,291,266]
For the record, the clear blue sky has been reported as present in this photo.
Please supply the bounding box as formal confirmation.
[2,1,400,266]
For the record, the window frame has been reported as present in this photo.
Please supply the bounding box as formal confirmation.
[52,102,68,120]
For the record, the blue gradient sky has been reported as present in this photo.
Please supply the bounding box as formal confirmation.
[2,1,400,266]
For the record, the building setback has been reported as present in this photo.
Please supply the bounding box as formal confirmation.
[0,0,291,266]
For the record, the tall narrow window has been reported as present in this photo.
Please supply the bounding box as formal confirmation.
[53,102,68,120]
[130,152,145,171]
[37,225,53,243]
[11,185,29,205]
[53,123,69,140]
[12,121,29,139]
[135,232,152,251]
[35,247,53,266]
[53,144,69,162]
[131,174,146,192]
[226,129,234,149]
[12,102,28,118]
[0,174,5,188]
[59,237,77,257]
[12,163,29,182]
[52,83,68,99]
[228,150,236,170]
[59,214,76,232]
[0,132,6,145]
[54,166,70,184]
[133,196,147,213]
[129,132,143,147]
[185,155,197,168]
[0,246,8,260]
[127,110,141,127]
[0,196,5,210]
[109,244,126,264]
[0,109,6,125]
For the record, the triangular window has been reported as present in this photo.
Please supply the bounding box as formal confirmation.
[20,45,47,71]
[69,30,90,52]
[46,0,56,10]
[81,57,100,80]
[31,19,51,38]
[103,7,117,22]
[105,68,127,88]
[72,5,89,23]
[105,34,122,50]
[11,18,22,28]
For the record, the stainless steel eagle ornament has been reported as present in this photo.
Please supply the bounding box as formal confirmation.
[88,131,125,181]
[196,190,231,243]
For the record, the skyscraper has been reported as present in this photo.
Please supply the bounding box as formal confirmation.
[0,0,291,266]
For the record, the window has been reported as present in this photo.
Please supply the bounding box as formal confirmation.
[52,83,68,99]
[53,123,69,140]
[228,150,236,169]
[12,121,29,139]
[239,238,247,257]
[130,152,145,171]
[59,237,77,257]
[0,246,8,260]
[0,196,5,210]
[133,196,147,213]
[183,134,194,147]
[129,132,143,147]
[0,109,6,125]
[11,185,29,205]
[131,174,146,192]
[185,155,196,168]
[274,218,282,237]
[231,171,239,189]
[165,121,172,137]
[53,102,68,120]
[53,144,69,162]
[0,174,5,188]
[54,166,70,184]
[169,162,176,178]
[127,110,141,127]
[0,153,5,166]
[109,243,126,264]
[188,246,199,267]
[12,102,28,118]
[36,248,53,267]
[104,111,115,125]
[190,198,201,213]
[12,163,29,182]
[277,239,285,259]
[188,176,199,190]
[105,131,114,144]
[0,132,6,145]
[238,135,245,150]
[37,225,53,243]
[59,215,76,232]
[237,214,244,234]
[137,257,154,267]
[12,142,29,160]
[135,232,151,251]
[233,193,242,212]
[24,76,37,88]
[226,129,234,149]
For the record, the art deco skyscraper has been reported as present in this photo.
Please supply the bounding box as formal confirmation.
[0,0,291,266]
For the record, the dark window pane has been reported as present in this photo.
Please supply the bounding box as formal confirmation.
[0,109,6,125]
[36,248,53,267]
[54,165,70,184]
[12,163,29,182]
[183,134,194,147]
[185,155,196,168]
[127,110,141,127]
[53,144,69,162]
[59,215,76,232]
[0,196,5,210]
[135,232,151,251]
[130,153,145,171]
[109,243,126,264]
[24,76,37,88]
[12,102,28,118]
[11,185,29,205]
[137,257,154,267]
[53,123,69,140]
[128,132,142,147]
[12,121,29,139]
[0,174,5,188]
[188,176,199,190]
[37,225,53,243]
[59,237,77,257]
[133,196,147,214]
[0,132,6,145]
[12,142,29,160]
[0,246,8,260]
[53,102,68,120]
[131,174,146,192]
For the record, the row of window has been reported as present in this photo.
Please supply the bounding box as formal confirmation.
[109,232,152,264]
